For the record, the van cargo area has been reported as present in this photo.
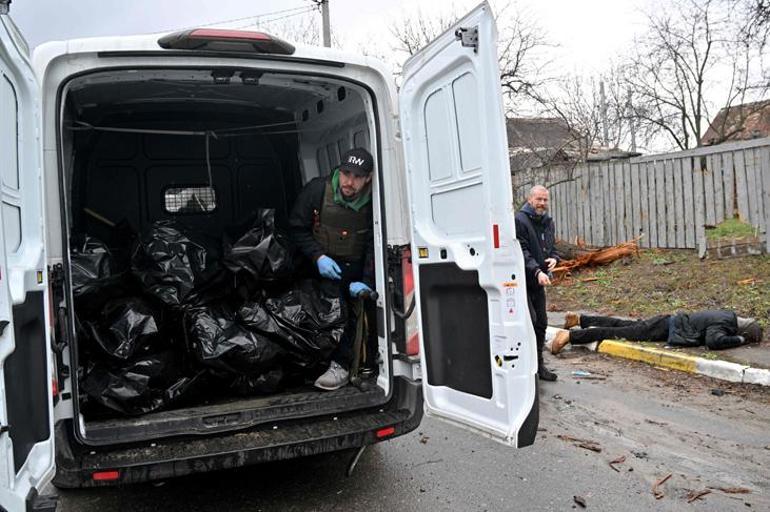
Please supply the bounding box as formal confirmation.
[56,68,391,445]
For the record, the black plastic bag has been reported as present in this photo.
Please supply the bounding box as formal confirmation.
[228,368,284,395]
[82,298,164,360]
[80,351,204,416]
[131,221,211,306]
[239,279,346,367]
[223,209,293,282]
[186,305,286,376]
[71,236,113,296]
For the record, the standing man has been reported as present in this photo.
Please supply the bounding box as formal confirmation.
[515,185,559,381]
[289,148,376,390]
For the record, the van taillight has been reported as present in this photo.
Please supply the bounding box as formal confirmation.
[376,426,395,439]
[157,28,295,55]
[92,470,120,482]
[402,249,419,356]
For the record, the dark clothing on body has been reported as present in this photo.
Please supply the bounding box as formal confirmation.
[288,175,375,288]
[288,174,376,369]
[515,203,560,374]
[570,314,671,345]
[667,310,745,350]
[570,310,747,350]
[515,203,559,288]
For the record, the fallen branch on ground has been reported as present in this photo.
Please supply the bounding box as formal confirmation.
[553,237,642,284]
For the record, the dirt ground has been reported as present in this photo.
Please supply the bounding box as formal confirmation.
[547,249,770,339]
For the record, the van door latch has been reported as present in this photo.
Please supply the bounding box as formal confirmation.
[455,26,479,52]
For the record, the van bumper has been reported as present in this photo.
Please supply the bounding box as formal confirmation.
[53,377,423,488]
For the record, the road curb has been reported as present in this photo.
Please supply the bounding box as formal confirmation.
[545,327,770,386]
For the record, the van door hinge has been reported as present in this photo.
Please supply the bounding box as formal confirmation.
[0,424,9,435]
[0,1,10,15]
[455,26,479,52]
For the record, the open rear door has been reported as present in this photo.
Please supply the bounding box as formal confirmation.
[0,6,55,511]
[399,1,538,446]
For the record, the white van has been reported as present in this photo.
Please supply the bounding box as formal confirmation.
[0,2,538,509]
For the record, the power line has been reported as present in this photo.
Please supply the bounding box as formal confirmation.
[159,4,313,33]
[234,6,319,30]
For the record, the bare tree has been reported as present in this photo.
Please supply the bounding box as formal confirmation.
[625,0,768,150]
[386,3,550,109]
[527,68,631,159]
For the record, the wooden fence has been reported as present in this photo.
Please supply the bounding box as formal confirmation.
[512,137,770,256]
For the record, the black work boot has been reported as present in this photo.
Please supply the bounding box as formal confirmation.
[537,350,557,381]
[538,366,558,381]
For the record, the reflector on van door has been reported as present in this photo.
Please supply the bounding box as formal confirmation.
[157,29,295,55]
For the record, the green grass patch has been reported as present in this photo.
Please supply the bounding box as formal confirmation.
[706,218,757,239]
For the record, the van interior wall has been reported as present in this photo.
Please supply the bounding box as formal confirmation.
[69,110,301,247]
[61,73,385,425]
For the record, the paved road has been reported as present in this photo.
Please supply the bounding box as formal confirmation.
[56,351,769,511]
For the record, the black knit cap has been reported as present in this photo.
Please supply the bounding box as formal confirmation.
[339,148,374,176]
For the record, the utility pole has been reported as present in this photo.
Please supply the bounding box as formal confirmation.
[627,88,637,152]
[599,80,609,147]
[311,0,331,47]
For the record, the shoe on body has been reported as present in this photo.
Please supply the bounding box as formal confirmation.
[563,311,581,329]
[314,361,350,391]
[550,330,571,355]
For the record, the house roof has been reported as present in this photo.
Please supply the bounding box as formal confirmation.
[506,117,578,151]
[506,117,582,171]
[701,100,770,146]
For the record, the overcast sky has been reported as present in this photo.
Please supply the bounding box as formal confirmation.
[10,0,646,74]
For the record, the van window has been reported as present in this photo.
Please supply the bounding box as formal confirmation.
[164,186,217,214]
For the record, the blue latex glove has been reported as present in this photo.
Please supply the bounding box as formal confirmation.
[349,281,373,298]
[316,255,342,280]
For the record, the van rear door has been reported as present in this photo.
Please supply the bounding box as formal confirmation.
[398,1,538,446]
[0,6,56,511]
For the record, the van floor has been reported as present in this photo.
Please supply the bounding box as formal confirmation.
[83,383,387,445]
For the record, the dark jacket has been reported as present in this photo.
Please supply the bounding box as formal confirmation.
[515,203,559,289]
[667,310,742,349]
[288,176,374,287]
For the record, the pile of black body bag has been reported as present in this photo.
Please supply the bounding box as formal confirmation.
[71,210,348,417]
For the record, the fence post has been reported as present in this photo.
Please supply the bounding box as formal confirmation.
[693,157,707,258]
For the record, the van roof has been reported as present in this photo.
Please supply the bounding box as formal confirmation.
[33,31,391,77]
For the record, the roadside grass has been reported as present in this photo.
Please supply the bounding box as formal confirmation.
[549,249,770,340]
[705,218,757,239]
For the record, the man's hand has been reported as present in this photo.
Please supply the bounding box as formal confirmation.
[545,257,557,271]
[316,255,342,280]
[537,271,552,286]
[349,281,374,298]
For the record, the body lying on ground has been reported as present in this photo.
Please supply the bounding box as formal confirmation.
[551,310,763,354]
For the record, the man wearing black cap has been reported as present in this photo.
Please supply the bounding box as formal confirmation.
[289,147,376,390]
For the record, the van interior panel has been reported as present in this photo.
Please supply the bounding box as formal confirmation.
[59,68,386,443]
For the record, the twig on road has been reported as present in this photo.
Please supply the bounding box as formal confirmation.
[686,489,711,503]
[652,473,672,499]
[608,455,626,472]
[708,486,751,494]
[557,434,602,453]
